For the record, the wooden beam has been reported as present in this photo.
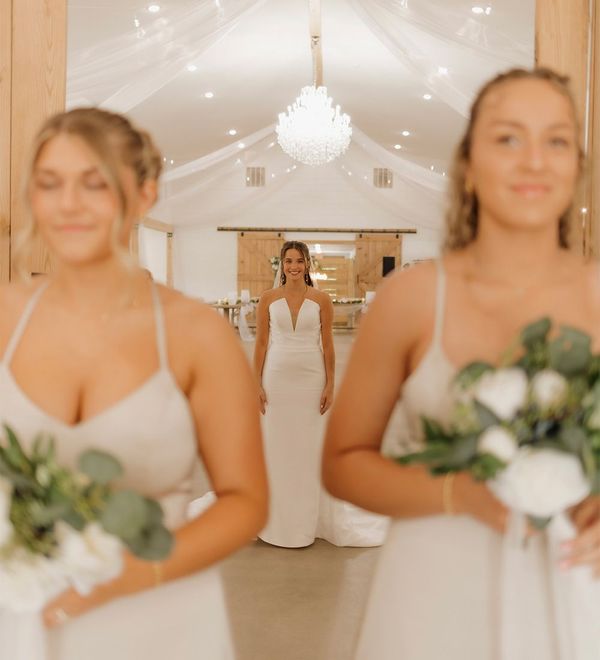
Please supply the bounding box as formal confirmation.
[217,226,417,234]
[536,0,594,254]
[10,0,66,277]
[0,0,11,282]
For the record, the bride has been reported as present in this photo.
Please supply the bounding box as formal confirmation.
[323,68,600,659]
[254,241,334,547]
[0,107,268,659]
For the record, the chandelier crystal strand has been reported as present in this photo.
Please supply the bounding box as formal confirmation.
[276,86,352,166]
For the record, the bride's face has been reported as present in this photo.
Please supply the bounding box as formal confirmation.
[282,248,306,283]
[466,78,579,238]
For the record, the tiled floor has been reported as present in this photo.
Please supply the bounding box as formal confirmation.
[221,540,380,660]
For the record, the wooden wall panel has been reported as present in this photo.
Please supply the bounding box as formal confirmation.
[10,0,66,277]
[536,0,595,254]
[0,0,12,282]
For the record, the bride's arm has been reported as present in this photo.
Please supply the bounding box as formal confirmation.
[322,265,506,529]
[44,307,268,626]
[253,294,271,414]
[319,293,335,414]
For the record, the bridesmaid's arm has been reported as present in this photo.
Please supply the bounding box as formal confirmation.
[321,265,506,529]
[253,294,271,414]
[319,293,335,414]
[44,307,268,626]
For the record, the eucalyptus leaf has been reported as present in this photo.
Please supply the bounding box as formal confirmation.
[61,508,87,531]
[454,362,493,389]
[559,427,587,453]
[126,525,173,561]
[79,450,123,485]
[29,502,70,527]
[549,327,592,376]
[144,498,164,527]
[473,401,500,429]
[100,490,148,540]
[445,435,478,468]
[520,317,551,348]
[3,425,30,472]
[422,417,447,443]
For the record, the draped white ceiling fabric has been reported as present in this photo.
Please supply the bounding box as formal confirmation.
[68,0,267,111]
[67,0,534,245]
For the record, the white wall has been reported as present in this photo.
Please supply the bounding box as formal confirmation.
[138,226,168,285]
[166,163,441,300]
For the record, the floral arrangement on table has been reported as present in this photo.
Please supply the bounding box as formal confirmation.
[0,425,172,614]
[398,318,599,527]
[332,298,364,305]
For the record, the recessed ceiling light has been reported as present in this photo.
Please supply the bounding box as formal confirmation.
[238,142,245,149]
[423,93,432,100]
[170,159,174,165]
[430,165,434,171]
[438,66,449,75]
[401,130,411,137]
[394,144,402,150]
[203,91,214,99]
[186,64,197,72]
[471,6,484,14]
[147,4,160,13]
[228,129,237,136]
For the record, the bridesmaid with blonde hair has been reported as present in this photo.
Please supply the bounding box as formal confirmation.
[0,107,268,659]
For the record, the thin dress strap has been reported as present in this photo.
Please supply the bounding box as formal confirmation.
[150,282,168,370]
[2,282,50,366]
[432,259,447,348]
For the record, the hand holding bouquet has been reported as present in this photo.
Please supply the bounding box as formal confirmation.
[0,425,173,614]
[400,317,599,529]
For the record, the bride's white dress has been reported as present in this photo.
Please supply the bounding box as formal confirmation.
[260,296,387,548]
[356,261,558,659]
[0,283,235,660]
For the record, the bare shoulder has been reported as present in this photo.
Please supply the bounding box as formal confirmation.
[0,279,45,316]
[258,287,282,306]
[310,288,333,308]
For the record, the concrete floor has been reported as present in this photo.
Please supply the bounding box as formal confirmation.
[221,540,380,660]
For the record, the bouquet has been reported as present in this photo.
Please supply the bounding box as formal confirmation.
[398,318,600,660]
[0,424,173,614]
[399,318,599,527]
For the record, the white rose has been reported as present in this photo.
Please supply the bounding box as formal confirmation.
[530,369,568,410]
[475,368,528,421]
[55,522,123,595]
[488,448,590,518]
[0,477,13,548]
[0,550,67,612]
[477,426,518,463]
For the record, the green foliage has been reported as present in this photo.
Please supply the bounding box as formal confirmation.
[399,317,600,514]
[0,426,173,562]
[548,326,592,377]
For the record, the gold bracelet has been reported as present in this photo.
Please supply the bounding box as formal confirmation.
[442,473,456,516]
[152,561,163,587]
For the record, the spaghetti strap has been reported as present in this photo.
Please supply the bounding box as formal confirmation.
[432,259,447,348]
[150,283,168,369]
[2,282,49,366]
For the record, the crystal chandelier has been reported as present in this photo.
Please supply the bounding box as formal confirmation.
[276,1,352,166]
[276,86,351,166]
